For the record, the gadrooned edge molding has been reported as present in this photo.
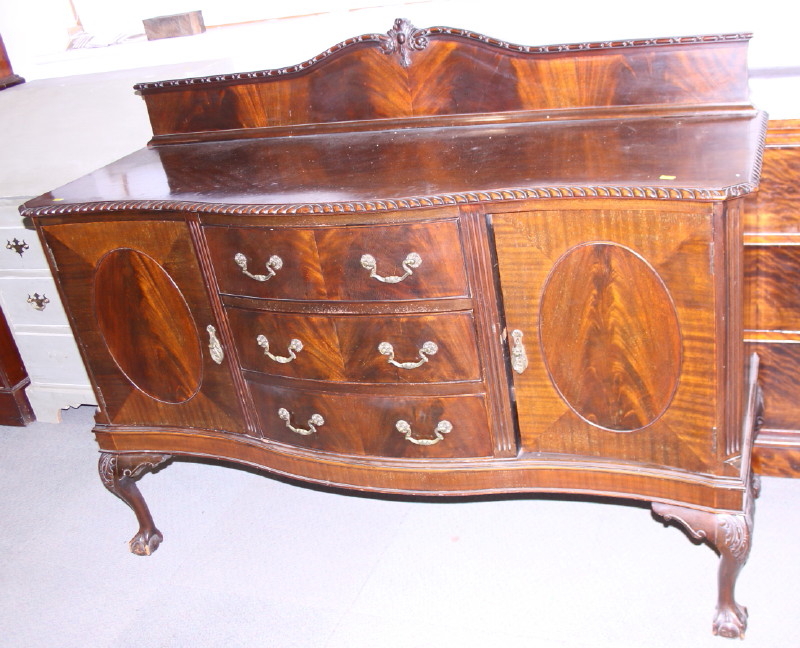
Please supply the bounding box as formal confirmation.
[133,18,753,92]
[21,183,759,218]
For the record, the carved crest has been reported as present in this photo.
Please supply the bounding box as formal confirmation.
[381,18,429,67]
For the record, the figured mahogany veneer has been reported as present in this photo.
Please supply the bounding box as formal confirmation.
[23,20,767,638]
[743,119,800,476]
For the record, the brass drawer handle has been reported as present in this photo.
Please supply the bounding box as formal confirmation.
[278,408,324,436]
[360,252,421,283]
[257,334,303,364]
[7,238,29,257]
[207,325,224,364]
[510,329,528,375]
[378,340,438,369]
[27,292,50,311]
[234,252,283,282]
[395,419,452,446]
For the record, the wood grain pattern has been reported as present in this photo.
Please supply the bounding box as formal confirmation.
[743,144,800,233]
[93,421,748,511]
[227,307,480,383]
[752,431,800,477]
[21,110,764,220]
[204,219,469,301]
[493,205,725,474]
[741,120,800,476]
[745,340,800,432]
[135,22,751,141]
[315,220,468,301]
[249,379,492,459]
[39,218,246,432]
[227,307,344,381]
[23,27,764,613]
[539,242,681,432]
[744,245,800,331]
[94,248,203,404]
[204,225,327,300]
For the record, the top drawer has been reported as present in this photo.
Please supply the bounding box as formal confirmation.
[204,220,469,301]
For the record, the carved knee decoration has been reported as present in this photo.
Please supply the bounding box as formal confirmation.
[653,485,756,639]
[99,452,172,556]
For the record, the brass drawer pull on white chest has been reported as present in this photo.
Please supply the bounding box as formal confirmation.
[6,238,29,256]
[360,252,422,283]
[206,325,224,364]
[510,329,528,375]
[257,334,303,363]
[27,292,50,311]
[234,252,283,281]
[278,408,324,436]
[378,340,438,369]
[395,419,453,446]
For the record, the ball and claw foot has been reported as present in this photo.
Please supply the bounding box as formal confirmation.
[713,603,748,639]
[129,528,164,556]
[99,452,171,556]
[652,500,753,640]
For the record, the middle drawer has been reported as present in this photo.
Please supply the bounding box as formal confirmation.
[227,307,482,383]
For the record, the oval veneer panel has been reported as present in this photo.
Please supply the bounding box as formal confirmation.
[94,249,202,404]
[539,242,681,432]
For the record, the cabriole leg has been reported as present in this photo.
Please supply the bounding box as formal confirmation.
[652,485,756,639]
[98,452,172,556]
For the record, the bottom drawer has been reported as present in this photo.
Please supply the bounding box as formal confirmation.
[249,381,493,459]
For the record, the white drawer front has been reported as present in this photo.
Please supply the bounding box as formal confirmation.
[0,197,29,225]
[0,227,49,270]
[14,332,91,387]
[0,276,69,327]
[0,198,49,271]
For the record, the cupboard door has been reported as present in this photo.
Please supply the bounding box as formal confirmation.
[493,208,721,473]
[40,219,245,433]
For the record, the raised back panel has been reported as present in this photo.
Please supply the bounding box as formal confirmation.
[136,20,753,143]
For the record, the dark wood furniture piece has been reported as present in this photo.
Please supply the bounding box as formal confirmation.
[22,20,766,638]
[0,305,34,425]
[744,120,800,476]
[0,33,24,90]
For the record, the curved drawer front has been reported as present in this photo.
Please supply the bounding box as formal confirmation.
[228,307,481,383]
[316,221,468,300]
[204,220,468,301]
[205,226,325,299]
[230,307,345,380]
[250,381,492,459]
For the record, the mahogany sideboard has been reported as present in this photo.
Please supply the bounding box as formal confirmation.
[21,20,767,638]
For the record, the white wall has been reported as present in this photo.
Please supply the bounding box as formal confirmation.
[0,0,76,64]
